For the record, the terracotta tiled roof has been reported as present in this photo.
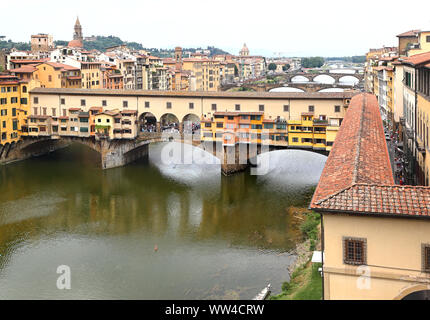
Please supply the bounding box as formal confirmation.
[68,40,83,48]
[120,110,137,114]
[400,51,430,66]
[314,184,430,217]
[9,66,37,73]
[397,30,420,37]
[311,93,430,218]
[45,62,79,71]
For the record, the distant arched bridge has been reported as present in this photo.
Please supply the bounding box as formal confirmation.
[280,71,364,83]
[221,82,359,93]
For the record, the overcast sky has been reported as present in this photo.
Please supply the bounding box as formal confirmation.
[2,0,430,57]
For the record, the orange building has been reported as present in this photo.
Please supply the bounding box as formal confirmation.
[201,111,287,146]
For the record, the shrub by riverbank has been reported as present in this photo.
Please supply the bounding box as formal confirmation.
[270,196,322,300]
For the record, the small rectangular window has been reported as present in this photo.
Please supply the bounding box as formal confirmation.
[81,99,86,106]
[235,104,240,111]
[343,237,367,265]
[422,244,430,272]
[123,101,128,108]
[60,98,65,105]
[309,105,315,112]
[212,104,217,111]
[259,104,264,111]
[284,105,289,112]
[102,100,107,107]
[335,105,341,113]
[189,102,194,109]
[166,102,172,109]
[427,35,430,43]
[145,101,150,108]
[34,97,39,104]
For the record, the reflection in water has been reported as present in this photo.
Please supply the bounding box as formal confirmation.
[0,143,326,299]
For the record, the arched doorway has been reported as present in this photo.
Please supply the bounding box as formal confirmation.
[182,114,200,135]
[139,112,157,132]
[160,113,180,133]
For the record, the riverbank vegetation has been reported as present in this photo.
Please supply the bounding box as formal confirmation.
[270,187,322,300]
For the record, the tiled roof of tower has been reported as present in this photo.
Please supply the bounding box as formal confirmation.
[309,93,430,218]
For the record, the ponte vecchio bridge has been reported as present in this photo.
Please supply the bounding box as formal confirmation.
[0,88,355,175]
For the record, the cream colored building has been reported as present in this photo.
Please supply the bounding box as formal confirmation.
[29,88,354,132]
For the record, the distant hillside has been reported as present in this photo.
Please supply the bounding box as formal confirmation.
[2,35,230,57]
[144,46,231,58]
[54,35,144,52]
[0,40,30,51]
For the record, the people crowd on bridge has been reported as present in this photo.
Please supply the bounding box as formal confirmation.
[141,124,157,133]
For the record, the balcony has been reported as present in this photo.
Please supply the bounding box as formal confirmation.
[313,119,329,125]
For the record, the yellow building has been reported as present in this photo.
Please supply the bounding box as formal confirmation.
[183,58,220,92]
[407,30,430,56]
[81,62,102,89]
[35,62,81,88]
[416,63,430,186]
[288,109,344,152]
[0,75,30,144]
[201,111,287,146]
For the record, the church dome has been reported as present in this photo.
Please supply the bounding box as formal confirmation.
[68,39,83,48]
[240,43,249,56]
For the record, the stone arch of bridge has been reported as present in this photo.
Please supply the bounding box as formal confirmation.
[269,86,306,93]
[313,74,336,84]
[139,112,158,132]
[160,113,180,132]
[20,137,102,155]
[338,75,360,84]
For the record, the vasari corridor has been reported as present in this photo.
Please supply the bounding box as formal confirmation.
[1,0,430,315]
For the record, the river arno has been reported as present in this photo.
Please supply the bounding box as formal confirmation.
[0,143,326,299]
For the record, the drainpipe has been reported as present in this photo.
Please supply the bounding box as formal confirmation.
[414,69,418,185]
[320,213,325,300]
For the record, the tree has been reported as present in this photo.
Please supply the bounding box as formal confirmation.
[282,64,290,72]
[301,57,324,68]
[268,63,277,71]
[234,64,239,77]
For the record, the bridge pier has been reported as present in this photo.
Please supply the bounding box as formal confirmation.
[100,139,149,169]
[221,145,250,175]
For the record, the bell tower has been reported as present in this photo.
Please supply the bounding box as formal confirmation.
[73,16,83,42]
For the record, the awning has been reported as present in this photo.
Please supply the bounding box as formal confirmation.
[311,251,325,263]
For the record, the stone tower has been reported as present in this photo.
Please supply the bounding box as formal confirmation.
[73,16,83,42]
[175,46,182,71]
[174,47,182,90]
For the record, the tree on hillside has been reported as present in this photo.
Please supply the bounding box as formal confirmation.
[301,57,324,68]
[268,63,277,71]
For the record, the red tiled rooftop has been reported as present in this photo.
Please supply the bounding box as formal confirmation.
[314,184,430,217]
[400,51,430,66]
[397,30,420,37]
[9,66,37,73]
